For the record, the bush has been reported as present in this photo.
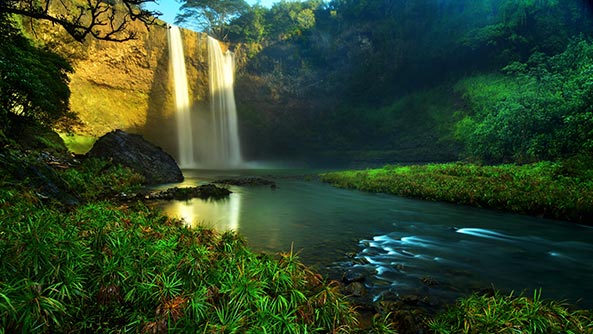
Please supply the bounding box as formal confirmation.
[454,38,593,163]
[0,192,361,333]
[0,15,74,132]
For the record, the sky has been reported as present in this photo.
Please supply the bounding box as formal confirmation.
[145,0,281,25]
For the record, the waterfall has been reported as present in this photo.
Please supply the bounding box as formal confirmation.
[167,26,194,168]
[167,26,243,169]
[206,36,243,168]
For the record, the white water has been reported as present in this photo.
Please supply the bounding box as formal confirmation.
[206,36,243,168]
[155,170,593,308]
[167,26,194,168]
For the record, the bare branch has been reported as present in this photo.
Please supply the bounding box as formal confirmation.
[0,0,162,42]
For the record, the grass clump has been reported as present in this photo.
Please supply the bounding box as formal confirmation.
[320,159,593,224]
[428,290,593,334]
[0,187,361,333]
[59,157,145,200]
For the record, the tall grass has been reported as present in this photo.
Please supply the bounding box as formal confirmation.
[320,159,593,224]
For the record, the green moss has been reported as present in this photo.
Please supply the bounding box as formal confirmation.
[58,133,96,154]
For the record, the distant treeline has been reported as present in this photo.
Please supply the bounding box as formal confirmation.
[221,0,593,164]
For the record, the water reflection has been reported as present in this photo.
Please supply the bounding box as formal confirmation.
[151,170,593,307]
[161,193,241,231]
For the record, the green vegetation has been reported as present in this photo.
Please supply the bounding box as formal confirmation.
[0,150,369,333]
[0,15,73,133]
[59,133,96,155]
[455,39,593,163]
[320,158,593,224]
[0,199,359,333]
[428,290,593,334]
[176,0,250,40]
[226,0,593,163]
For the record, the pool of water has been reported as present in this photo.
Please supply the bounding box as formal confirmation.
[152,169,593,307]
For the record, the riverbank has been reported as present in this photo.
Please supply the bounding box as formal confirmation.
[320,159,593,224]
[0,146,367,333]
[2,138,592,333]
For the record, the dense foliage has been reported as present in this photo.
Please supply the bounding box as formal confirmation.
[456,39,593,162]
[320,158,593,224]
[0,148,368,333]
[0,16,73,133]
[0,194,358,333]
[223,0,593,163]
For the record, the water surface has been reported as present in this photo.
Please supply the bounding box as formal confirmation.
[154,169,593,307]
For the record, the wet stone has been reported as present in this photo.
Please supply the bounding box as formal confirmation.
[343,269,367,283]
[214,177,276,188]
[344,282,367,297]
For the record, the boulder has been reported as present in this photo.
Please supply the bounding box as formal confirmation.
[87,130,183,184]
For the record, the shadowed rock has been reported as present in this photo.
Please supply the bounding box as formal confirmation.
[214,177,276,188]
[118,184,231,203]
[87,130,183,184]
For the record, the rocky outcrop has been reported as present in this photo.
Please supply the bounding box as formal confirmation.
[87,130,183,184]
[0,150,80,206]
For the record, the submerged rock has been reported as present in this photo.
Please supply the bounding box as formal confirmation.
[144,184,231,201]
[87,130,183,184]
[214,177,277,188]
[121,184,231,202]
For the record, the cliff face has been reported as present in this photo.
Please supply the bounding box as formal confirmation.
[26,16,209,160]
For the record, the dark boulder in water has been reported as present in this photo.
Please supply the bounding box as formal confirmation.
[129,184,231,201]
[87,130,183,184]
[214,177,277,188]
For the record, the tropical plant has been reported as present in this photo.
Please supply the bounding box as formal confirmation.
[428,290,593,334]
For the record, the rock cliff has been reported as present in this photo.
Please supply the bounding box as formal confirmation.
[24,15,210,161]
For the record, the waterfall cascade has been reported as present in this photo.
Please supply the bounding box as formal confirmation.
[167,26,194,168]
[167,26,243,169]
[206,36,242,168]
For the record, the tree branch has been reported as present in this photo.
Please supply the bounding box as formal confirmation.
[0,0,161,42]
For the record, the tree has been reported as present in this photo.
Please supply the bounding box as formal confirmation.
[175,0,249,41]
[0,15,73,132]
[265,0,321,40]
[0,0,159,42]
[228,5,267,43]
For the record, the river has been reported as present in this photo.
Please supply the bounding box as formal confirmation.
[153,169,593,308]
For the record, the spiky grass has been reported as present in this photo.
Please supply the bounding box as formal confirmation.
[0,187,360,333]
[427,290,593,334]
